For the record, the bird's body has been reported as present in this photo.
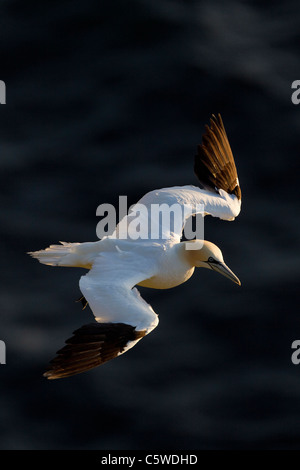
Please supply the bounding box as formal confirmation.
[138,243,195,289]
[54,239,195,289]
[29,114,242,379]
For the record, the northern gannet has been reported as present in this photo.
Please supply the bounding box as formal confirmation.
[29,114,242,379]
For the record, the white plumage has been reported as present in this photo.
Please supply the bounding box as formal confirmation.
[29,114,242,379]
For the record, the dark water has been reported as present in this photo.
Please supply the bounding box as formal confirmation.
[1,0,300,450]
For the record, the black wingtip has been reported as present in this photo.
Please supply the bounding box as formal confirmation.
[194,114,241,200]
[43,322,146,379]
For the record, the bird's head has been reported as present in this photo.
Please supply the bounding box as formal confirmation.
[184,240,241,286]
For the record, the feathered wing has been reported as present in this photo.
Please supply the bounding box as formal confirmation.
[111,184,241,244]
[44,251,159,379]
[111,114,241,244]
[194,113,241,200]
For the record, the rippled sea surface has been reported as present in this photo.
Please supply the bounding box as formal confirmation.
[1,0,300,449]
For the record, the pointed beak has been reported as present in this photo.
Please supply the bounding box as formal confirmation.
[209,261,241,286]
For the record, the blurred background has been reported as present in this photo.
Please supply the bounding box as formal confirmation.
[0,0,300,450]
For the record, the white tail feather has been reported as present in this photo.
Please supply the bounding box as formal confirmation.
[28,241,84,267]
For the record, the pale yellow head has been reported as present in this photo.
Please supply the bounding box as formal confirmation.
[183,240,241,285]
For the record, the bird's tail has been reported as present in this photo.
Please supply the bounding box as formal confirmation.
[28,241,86,267]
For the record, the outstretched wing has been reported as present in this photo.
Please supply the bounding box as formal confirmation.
[44,251,159,379]
[111,114,241,244]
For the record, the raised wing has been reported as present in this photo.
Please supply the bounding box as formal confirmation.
[43,251,159,379]
[194,113,241,200]
[110,114,241,245]
[111,183,241,245]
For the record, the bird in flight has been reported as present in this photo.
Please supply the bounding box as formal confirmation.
[29,114,242,379]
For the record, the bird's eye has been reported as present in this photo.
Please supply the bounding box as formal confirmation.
[208,256,215,263]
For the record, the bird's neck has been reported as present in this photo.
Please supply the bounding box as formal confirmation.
[177,240,204,267]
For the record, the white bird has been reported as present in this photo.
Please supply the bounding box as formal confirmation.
[29,114,242,379]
